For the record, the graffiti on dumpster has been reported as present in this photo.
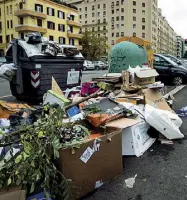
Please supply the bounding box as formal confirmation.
[109,47,130,73]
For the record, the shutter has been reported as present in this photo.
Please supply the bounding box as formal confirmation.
[47,7,49,15]
[52,9,55,16]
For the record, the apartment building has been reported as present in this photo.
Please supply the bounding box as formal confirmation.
[157,8,177,56]
[0,0,82,56]
[67,0,158,52]
[176,35,185,58]
[67,0,179,56]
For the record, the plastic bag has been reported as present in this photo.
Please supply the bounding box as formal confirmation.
[145,104,184,140]
[0,63,16,81]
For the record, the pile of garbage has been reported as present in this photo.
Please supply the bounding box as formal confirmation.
[0,67,184,200]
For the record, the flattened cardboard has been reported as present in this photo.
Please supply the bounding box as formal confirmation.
[143,88,171,111]
[59,128,122,199]
[106,117,142,129]
[0,190,25,200]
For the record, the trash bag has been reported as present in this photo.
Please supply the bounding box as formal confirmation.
[44,42,61,56]
[145,104,184,140]
[0,63,16,81]
[24,32,42,44]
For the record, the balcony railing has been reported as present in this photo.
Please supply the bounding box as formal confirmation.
[67,32,83,39]
[15,24,47,33]
[67,20,82,27]
[14,9,47,19]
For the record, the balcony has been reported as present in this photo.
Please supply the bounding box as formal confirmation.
[68,32,83,39]
[14,9,47,19]
[15,25,47,33]
[67,20,82,27]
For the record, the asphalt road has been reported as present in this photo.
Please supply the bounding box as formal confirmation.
[83,86,187,200]
[0,70,108,100]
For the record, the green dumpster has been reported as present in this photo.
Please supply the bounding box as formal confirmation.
[109,41,148,73]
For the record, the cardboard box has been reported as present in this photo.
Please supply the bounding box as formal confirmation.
[122,121,156,157]
[59,128,122,199]
[0,189,25,200]
[134,69,158,85]
[143,88,171,111]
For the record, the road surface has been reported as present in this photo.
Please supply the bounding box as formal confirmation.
[0,70,107,100]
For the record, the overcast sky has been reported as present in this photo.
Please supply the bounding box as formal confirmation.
[158,0,187,38]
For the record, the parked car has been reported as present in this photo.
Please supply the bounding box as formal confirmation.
[153,54,187,86]
[161,54,187,67]
[93,61,107,70]
[83,60,95,70]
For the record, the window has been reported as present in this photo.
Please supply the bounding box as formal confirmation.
[7,21,9,29]
[116,16,119,21]
[47,21,55,30]
[142,33,145,38]
[116,1,119,6]
[121,8,124,12]
[85,14,87,18]
[98,12,100,17]
[0,22,2,30]
[20,17,23,25]
[112,32,114,37]
[11,34,13,40]
[103,26,106,30]
[6,35,10,43]
[121,16,124,20]
[133,24,136,28]
[98,26,100,31]
[92,27,95,31]
[121,32,124,36]
[103,4,106,9]
[80,15,82,19]
[69,38,75,45]
[0,36,2,43]
[133,16,136,21]
[133,9,136,13]
[85,7,87,11]
[142,25,145,30]
[98,4,100,9]
[58,24,65,32]
[10,5,12,14]
[133,1,136,6]
[116,33,119,37]
[133,32,136,37]
[92,13,95,17]
[37,19,42,27]
[49,36,54,41]
[85,21,87,24]
[79,8,82,11]
[142,18,145,22]
[10,20,13,28]
[0,8,1,16]
[154,56,169,65]
[47,8,55,16]
[35,4,43,12]
[142,10,145,15]
[58,11,65,19]
[69,14,75,21]
[103,11,106,16]
[142,3,145,7]
[112,10,114,14]
[20,33,24,40]
[116,24,119,28]
[59,37,66,44]
[19,2,23,9]
[6,6,9,15]
[92,5,95,10]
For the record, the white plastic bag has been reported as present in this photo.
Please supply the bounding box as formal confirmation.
[145,104,184,140]
[0,63,16,81]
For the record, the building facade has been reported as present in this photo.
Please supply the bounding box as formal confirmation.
[176,35,185,58]
[67,0,178,56]
[0,0,82,56]
[157,8,177,56]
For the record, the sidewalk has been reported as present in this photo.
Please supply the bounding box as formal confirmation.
[84,86,187,200]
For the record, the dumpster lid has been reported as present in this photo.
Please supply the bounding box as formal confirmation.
[6,40,84,59]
